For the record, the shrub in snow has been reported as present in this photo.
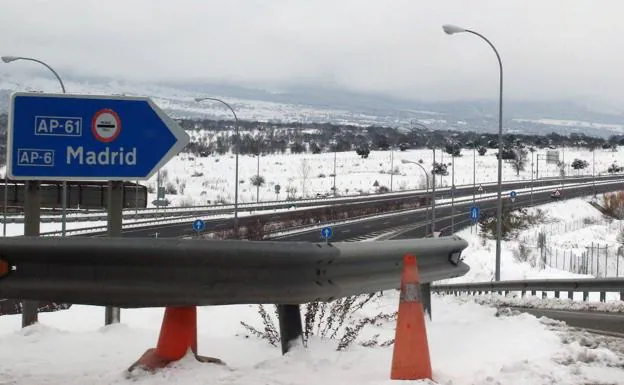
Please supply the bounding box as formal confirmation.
[286,185,297,200]
[512,241,532,264]
[479,204,549,241]
[432,162,448,176]
[377,186,390,194]
[165,182,177,195]
[602,191,624,219]
[240,293,396,351]
[250,175,265,187]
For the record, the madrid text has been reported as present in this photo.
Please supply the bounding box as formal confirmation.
[66,146,137,165]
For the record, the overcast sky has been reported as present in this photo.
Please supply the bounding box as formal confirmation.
[1,0,624,105]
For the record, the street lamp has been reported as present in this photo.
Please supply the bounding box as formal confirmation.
[443,24,504,281]
[410,121,437,235]
[401,159,432,235]
[195,97,240,234]
[1,56,68,237]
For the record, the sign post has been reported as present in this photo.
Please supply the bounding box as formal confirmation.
[7,92,190,326]
[469,206,479,234]
[193,219,206,237]
[321,226,333,244]
[469,206,480,222]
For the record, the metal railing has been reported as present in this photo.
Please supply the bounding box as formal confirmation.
[432,277,624,302]
[0,236,470,307]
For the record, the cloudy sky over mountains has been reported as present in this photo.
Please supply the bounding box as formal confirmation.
[1,0,623,105]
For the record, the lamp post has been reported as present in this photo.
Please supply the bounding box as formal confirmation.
[1,55,68,237]
[411,121,436,235]
[473,143,478,204]
[390,145,394,191]
[443,24,504,281]
[333,148,337,197]
[401,159,431,235]
[592,148,596,197]
[451,144,456,233]
[529,147,535,205]
[195,97,240,234]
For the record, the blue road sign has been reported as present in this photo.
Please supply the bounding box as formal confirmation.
[192,219,205,232]
[7,92,189,181]
[470,206,480,222]
[321,226,333,240]
[510,191,517,198]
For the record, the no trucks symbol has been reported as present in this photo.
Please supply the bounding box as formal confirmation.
[92,109,121,143]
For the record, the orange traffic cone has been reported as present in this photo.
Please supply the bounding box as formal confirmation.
[390,254,433,380]
[0,258,9,278]
[128,306,225,372]
[129,306,198,371]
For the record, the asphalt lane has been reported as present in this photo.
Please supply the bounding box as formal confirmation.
[510,307,624,336]
[276,178,623,242]
[106,175,622,240]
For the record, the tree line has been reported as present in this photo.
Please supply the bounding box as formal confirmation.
[0,113,621,169]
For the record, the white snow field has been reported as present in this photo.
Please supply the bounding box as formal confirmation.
[1,145,621,237]
[1,197,624,384]
[148,145,621,207]
[1,292,623,385]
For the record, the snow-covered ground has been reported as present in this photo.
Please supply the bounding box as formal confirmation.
[1,143,624,383]
[1,292,623,384]
[144,145,621,208]
[2,197,624,383]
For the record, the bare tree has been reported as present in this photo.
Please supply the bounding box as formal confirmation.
[511,147,528,176]
[300,159,312,198]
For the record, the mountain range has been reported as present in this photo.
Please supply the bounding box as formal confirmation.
[1,72,624,138]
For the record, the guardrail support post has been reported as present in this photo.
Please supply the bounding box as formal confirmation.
[521,290,526,297]
[21,180,40,327]
[567,291,573,300]
[105,181,122,325]
[421,283,432,320]
[620,291,624,301]
[531,290,536,296]
[541,291,547,299]
[554,291,560,299]
[599,291,606,302]
[583,291,589,301]
[277,304,303,355]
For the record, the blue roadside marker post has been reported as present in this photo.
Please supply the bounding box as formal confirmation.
[193,219,206,237]
[510,190,517,203]
[7,92,190,327]
[321,226,333,244]
[470,206,480,222]
[469,206,480,234]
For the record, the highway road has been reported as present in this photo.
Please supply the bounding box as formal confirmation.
[509,307,624,337]
[275,178,622,242]
[90,175,622,240]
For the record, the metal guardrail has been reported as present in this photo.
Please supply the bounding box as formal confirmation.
[432,278,624,302]
[0,236,469,307]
